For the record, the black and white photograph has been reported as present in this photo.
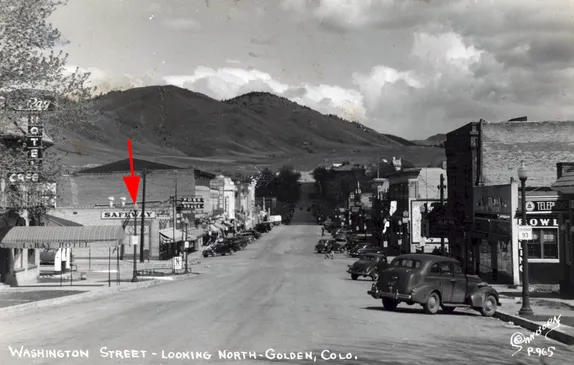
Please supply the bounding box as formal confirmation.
[1,0,574,364]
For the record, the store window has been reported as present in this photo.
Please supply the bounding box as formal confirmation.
[13,249,23,270]
[527,229,558,259]
[27,249,36,268]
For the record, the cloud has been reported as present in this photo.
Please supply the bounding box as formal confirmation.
[64,65,162,95]
[161,18,201,31]
[163,67,367,122]
[278,0,574,138]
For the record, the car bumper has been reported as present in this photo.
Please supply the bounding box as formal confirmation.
[347,268,370,276]
[367,286,412,301]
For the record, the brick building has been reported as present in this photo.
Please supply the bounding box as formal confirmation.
[50,160,197,260]
[445,120,574,284]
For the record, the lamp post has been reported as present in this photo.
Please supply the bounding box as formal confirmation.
[518,161,533,315]
[131,205,139,283]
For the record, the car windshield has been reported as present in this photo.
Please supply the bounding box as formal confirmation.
[361,255,377,261]
[391,258,421,269]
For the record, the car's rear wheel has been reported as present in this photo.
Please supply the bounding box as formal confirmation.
[480,295,498,317]
[382,298,399,311]
[423,292,441,315]
[351,274,358,280]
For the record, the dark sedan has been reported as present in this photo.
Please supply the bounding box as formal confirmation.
[368,254,501,316]
[347,253,389,281]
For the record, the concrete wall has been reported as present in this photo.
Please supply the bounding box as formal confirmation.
[482,121,574,187]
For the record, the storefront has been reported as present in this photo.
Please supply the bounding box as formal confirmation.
[470,182,519,285]
[0,225,124,286]
[518,196,565,284]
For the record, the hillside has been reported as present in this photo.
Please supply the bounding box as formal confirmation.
[411,133,447,146]
[46,85,443,170]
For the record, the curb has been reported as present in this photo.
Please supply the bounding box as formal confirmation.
[494,311,574,346]
[0,273,200,316]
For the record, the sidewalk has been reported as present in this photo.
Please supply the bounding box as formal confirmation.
[0,250,206,314]
[492,285,574,346]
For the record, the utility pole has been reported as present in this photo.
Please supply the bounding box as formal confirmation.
[438,173,446,255]
[173,171,178,258]
[139,169,147,263]
[131,205,138,282]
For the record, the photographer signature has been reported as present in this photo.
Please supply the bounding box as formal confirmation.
[510,314,561,357]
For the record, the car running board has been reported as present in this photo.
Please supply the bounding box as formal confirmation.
[441,303,471,308]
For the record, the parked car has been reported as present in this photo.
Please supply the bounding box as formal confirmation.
[367,254,500,316]
[356,246,386,257]
[244,229,261,239]
[255,223,272,233]
[347,253,389,281]
[349,243,374,257]
[237,232,256,242]
[315,239,335,253]
[203,242,234,257]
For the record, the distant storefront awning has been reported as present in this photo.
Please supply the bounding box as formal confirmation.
[159,228,184,244]
[185,228,205,241]
[0,226,125,249]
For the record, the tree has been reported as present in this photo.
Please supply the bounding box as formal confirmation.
[0,0,94,224]
[273,165,301,204]
[255,168,275,198]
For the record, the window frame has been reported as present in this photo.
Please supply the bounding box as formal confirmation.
[527,227,559,263]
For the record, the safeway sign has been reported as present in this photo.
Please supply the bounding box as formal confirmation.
[101,211,157,220]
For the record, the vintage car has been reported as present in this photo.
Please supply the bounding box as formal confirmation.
[356,246,386,257]
[315,239,335,253]
[255,223,272,233]
[236,231,256,242]
[350,243,379,257]
[347,253,389,281]
[367,254,501,316]
[244,229,261,239]
[202,242,234,257]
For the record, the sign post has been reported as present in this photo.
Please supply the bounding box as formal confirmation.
[518,225,533,241]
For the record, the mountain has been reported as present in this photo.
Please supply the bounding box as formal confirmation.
[48,85,442,169]
[411,133,447,147]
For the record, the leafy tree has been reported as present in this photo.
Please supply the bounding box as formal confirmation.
[273,165,301,204]
[0,0,94,225]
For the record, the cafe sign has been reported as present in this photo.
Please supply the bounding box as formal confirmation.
[517,217,559,227]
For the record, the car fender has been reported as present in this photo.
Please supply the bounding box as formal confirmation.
[468,286,499,307]
[410,283,439,303]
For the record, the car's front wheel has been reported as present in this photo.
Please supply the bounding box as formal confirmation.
[382,298,398,311]
[351,274,358,280]
[371,271,379,281]
[423,292,441,315]
[480,295,498,317]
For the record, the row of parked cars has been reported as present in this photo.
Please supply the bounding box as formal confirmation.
[320,225,501,317]
[203,222,273,258]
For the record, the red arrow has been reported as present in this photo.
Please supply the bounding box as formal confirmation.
[123,139,140,204]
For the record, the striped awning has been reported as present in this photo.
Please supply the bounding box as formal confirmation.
[0,226,124,249]
[159,228,183,243]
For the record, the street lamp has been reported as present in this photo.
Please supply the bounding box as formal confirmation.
[131,204,139,283]
[518,161,533,316]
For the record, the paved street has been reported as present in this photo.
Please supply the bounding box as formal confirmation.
[1,207,573,364]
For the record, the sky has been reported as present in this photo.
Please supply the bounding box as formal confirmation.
[50,0,574,140]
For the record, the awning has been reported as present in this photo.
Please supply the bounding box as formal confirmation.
[0,226,124,249]
[184,228,204,241]
[159,228,184,243]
